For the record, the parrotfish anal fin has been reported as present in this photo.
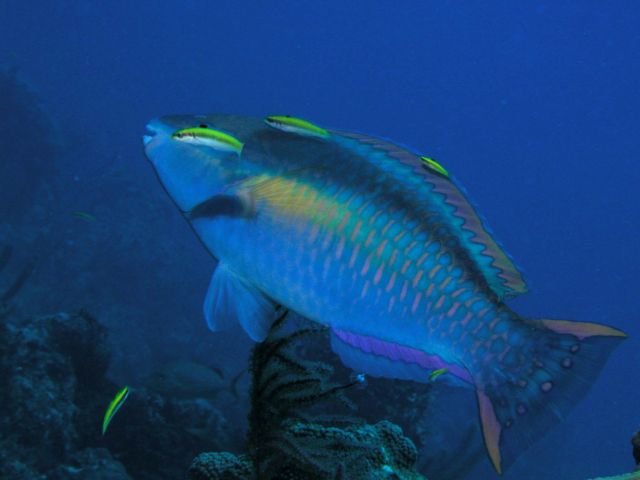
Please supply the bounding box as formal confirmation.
[330,328,473,386]
[332,131,527,299]
[473,316,625,473]
[204,263,276,341]
[477,389,503,474]
[188,193,252,220]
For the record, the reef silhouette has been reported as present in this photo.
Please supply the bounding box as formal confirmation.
[188,309,425,480]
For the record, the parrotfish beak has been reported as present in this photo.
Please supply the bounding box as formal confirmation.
[143,116,228,213]
[143,118,175,162]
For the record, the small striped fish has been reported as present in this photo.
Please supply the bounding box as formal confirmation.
[143,114,626,473]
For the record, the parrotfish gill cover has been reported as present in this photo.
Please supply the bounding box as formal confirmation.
[142,113,626,474]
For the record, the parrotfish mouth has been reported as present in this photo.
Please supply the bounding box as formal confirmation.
[142,118,177,153]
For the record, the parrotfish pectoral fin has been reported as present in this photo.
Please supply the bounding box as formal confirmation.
[204,263,276,341]
[474,317,626,473]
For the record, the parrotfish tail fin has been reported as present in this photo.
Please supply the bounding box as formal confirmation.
[476,318,626,474]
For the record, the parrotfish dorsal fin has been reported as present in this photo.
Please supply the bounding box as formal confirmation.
[264,115,330,139]
[331,131,527,299]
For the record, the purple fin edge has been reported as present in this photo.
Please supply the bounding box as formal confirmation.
[332,328,473,384]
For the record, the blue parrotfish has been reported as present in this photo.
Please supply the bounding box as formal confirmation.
[143,114,626,473]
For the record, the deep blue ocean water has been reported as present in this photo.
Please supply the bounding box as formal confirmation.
[1,1,638,479]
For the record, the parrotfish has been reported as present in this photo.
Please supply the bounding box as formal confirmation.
[143,114,626,473]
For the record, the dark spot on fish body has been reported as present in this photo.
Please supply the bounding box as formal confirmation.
[562,357,573,369]
[570,344,580,354]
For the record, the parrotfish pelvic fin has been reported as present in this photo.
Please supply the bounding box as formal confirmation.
[204,262,277,341]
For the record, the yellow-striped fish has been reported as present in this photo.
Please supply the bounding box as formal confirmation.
[102,386,129,435]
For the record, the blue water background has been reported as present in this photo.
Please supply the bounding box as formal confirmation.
[1,1,638,478]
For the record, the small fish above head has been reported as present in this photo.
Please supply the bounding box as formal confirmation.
[419,156,449,177]
[171,126,244,155]
[264,115,330,138]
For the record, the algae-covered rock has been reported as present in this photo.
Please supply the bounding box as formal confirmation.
[187,420,426,480]
[0,306,231,479]
[188,452,253,480]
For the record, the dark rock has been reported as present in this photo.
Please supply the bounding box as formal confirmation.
[48,448,132,480]
[0,308,232,479]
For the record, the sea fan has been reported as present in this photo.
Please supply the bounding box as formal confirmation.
[248,309,369,479]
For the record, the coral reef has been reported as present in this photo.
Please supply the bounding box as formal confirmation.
[0,307,234,478]
[0,310,129,478]
[0,261,234,480]
[187,311,426,480]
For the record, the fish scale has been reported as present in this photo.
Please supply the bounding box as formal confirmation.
[144,113,626,473]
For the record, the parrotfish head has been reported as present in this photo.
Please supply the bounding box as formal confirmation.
[143,114,256,212]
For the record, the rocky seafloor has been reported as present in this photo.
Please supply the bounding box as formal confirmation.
[0,308,236,479]
[0,304,430,479]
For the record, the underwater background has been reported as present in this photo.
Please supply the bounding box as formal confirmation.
[1,1,638,479]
